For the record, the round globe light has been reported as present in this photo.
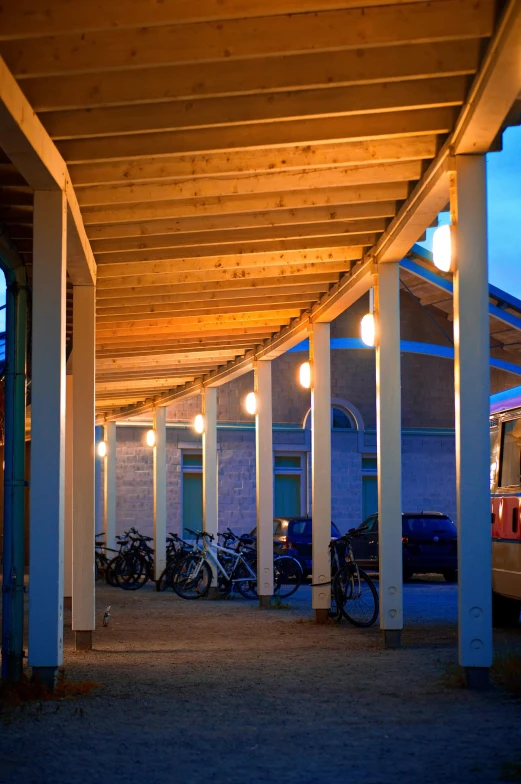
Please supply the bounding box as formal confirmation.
[194,414,205,434]
[299,361,312,389]
[361,313,376,347]
[245,392,257,416]
[146,429,156,447]
[97,440,107,458]
[432,224,452,273]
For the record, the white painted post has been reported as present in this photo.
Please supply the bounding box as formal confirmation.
[202,388,218,593]
[453,154,492,688]
[153,406,167,582]
[64,375,73,609]
[310,322,332,622]
[28,190,67,686]
[255,360,274,608]
[376,262,403,649]
[95,425,104,535]
[104,421,117,552]
[72,285,96,651]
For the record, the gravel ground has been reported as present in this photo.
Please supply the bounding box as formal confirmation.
[1,578,521,784]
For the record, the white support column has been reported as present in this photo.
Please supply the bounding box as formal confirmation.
[310,322,331,623]
[202,388,218,594]
[153,406,167,582]
[28,190,67,686]
[376,262,403,649]
[95,425,104,535]
[255,361,274,608]
[64,375,73,610]
[104,421,117,552]
[72,285,96,651]
[453,154,492,688]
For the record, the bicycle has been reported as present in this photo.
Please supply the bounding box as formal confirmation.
[329,529,379,627]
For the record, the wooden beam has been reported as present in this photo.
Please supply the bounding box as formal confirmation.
[96,271,341,301]
[95,235,377,267]
[90,218,388,254]
[87,201,397,240]
[0,0,438,40]
[452,0,521,153]
[0,56,95,284]
[2,0,493,77]
[77,161,424,209]
[96,247,364,283]
[82,181,410,226]
[97,298,314,323]
[57,107,457,163]
[97,318,290,338]
[96,282,330,310]
[69,136,439,187]
[20,40,481,113]
[44,77,466,141]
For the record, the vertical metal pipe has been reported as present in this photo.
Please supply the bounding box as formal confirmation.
[1,268,27,681]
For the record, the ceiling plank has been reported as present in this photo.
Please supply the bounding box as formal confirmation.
[97,297,314,322]
[1,0,493,77]
[56,106,457,163]
[81,181,410,225]
[19,40,481,112]
[86,201,397,240]
[43,77,466,140]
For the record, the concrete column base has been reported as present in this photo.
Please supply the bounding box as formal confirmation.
[258,595,271,609]
[314,608,329,625]
[32,666,58,691]
[75,630,93,651]
[207,587,221,600]
[63,596,72,611]
[465,667,489,690]
[382,629,401,649]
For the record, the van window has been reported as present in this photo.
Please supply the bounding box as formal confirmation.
[500,417,521,488]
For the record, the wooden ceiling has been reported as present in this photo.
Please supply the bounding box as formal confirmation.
[0,0,512,415]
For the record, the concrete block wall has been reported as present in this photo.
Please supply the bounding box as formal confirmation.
[402,435,456,522]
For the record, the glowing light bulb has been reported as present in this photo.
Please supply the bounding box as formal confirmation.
[146,429,156,447]
[194,414,205,434]
[361,313,376,347]
[432,224,452,273]
[97,440,107,458]
[245,392,257,416]
[299,361,312,389]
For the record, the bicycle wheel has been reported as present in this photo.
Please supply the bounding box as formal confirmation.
[171,554,212,599]
[235,558,258,599]
[105,556,120,587]
[114,552,145,590]
[274,556,302,598]
[329,572,345,621]
[340,566,379,627]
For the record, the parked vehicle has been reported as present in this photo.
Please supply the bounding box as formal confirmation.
[350,511,458,582]
[249,516,342,575]
[490,393,521,625]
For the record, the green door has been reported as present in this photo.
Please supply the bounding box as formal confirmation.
[362,475,378,520]
[274,474,301,517]
[183,472,203,538]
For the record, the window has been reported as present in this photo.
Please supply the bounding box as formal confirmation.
[500,417,521,488]
[182,453,202,538]
[402,516,455,536]
[274,454,303,517]
[332,406,354,429]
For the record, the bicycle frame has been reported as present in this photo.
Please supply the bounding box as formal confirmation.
[203,541,257,583]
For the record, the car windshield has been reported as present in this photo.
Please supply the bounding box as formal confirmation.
[403,517,455,535]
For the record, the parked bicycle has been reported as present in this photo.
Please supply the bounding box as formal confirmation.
[329,529,379,627]
[169,527,303,600]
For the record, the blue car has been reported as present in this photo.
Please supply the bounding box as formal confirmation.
[250,516,342,576]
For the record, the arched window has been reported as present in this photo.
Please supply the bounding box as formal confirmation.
[332,406,354,430]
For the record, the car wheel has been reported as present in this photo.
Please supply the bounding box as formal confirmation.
[442,569,458,583]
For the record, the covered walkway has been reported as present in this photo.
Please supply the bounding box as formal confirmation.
[2,584,521,784]
[1,0,521,690]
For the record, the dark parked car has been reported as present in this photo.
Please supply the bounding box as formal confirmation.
[250,516,341,575]
[350,511,458,581]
